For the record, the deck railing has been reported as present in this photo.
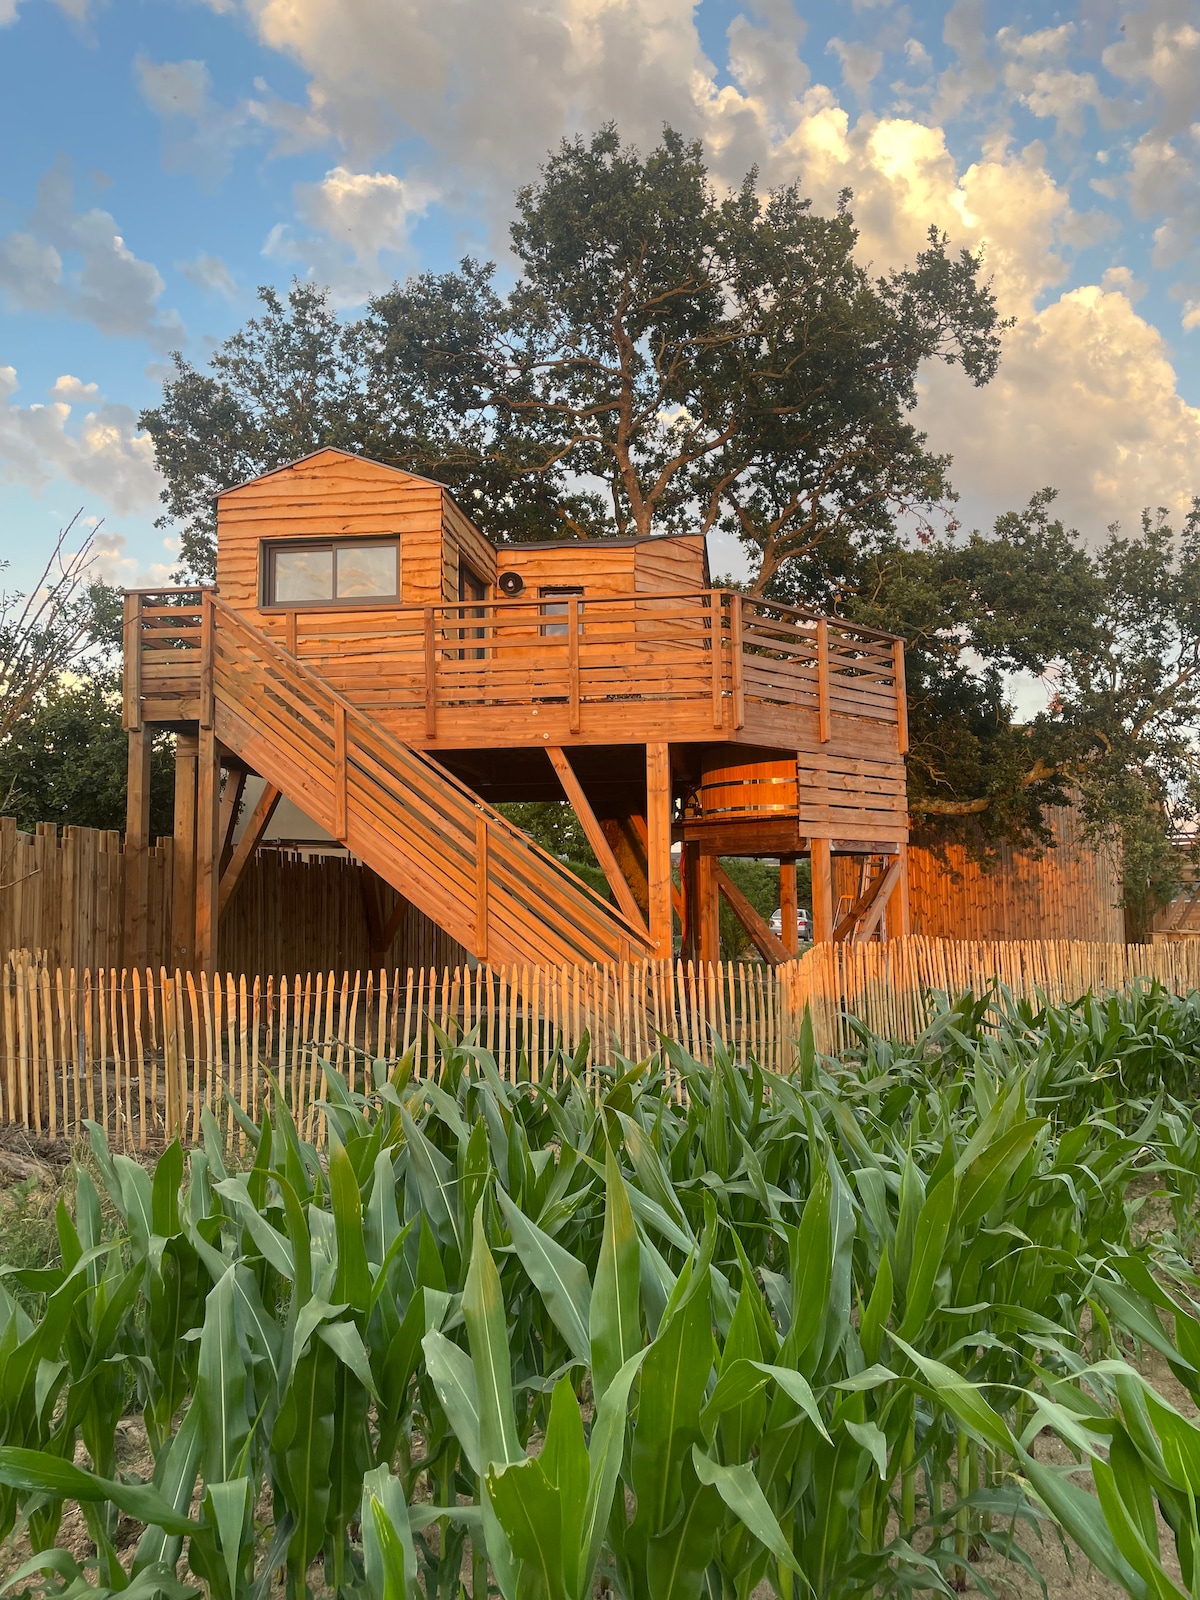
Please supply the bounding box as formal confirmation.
[123,586,905,744]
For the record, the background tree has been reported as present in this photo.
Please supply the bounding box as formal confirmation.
[144,125,1004,581]
[0,514,109,746]
[0,539,174,834]
[790,490,1200,937]
[0,671,174,835]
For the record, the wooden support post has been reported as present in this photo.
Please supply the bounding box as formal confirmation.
[546,747,648,934]
[567,598,581,735]
[424,609,437,739]
[217,762,247,876]
[195,728,222,974]
[601,815,650,922]
[697,850,720,967]
[811,837,834,944]
[710,592,724,728]
[285,610,298,655]
[855,856,903,943]
[779,857,799,956]
[731,594,745,730]
[817,618,831,744]
[893,638,908,755]
[122,593,143,732]
[171,733,198,970]
[219,783,281,915]
[199,593,214,732]
[646,743,673,959]
[890,841,910,937]
[680,841,701,961]
[123,727,152,970]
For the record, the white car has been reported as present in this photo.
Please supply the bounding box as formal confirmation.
[769,907,812,941]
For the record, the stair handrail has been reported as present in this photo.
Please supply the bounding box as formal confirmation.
[203,591,654,950]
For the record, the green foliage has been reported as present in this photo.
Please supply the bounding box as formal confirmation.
[4,990,1200,1600]
[142,126,1002,580]
[777,487,1200,925]
[0,670,174,834]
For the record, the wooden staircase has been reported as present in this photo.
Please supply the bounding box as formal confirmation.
[201,595,650,968]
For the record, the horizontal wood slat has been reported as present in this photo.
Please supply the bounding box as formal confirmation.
[124,586,906,756]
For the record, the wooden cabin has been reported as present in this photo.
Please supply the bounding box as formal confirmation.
[122,448,910,972]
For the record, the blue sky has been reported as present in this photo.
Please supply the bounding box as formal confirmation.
[2,0,1199,593]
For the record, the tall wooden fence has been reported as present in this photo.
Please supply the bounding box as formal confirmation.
[5,937,1200,1148]
[907,807,1124,942]
[0,818,464,977]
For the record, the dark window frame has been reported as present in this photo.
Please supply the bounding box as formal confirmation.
[539,585,584,637]
[261,538,401,609]
[457,562,489,658]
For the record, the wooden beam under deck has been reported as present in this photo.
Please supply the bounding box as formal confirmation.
[218,782,281,915]
[171,733,198,970]
[122,727,152,971]
[546,747,648,936]
[714,862,790,965]
[195,729,222,973]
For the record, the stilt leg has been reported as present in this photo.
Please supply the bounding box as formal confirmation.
[195,730,221,974]
[779,857,799,956]
[646,743,673,959]
[123,728,152,970]
[171,733,198,971]
[811,837,834,945]
[697,851,720,966]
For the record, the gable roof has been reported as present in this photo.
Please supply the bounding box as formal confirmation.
[214,447,450,500]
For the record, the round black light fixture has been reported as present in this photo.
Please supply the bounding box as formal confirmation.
[497,570,525,596]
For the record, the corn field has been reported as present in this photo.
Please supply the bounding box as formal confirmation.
[3,985,1200,1600]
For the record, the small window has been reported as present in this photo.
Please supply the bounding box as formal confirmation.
[458,564,487,658]
[540,586,583,637]
[265,540,399,606]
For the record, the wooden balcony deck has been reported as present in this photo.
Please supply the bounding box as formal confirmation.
[123,587,907,762]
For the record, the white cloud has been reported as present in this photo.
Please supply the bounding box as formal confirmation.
[86,529,176,589]
[51,374,100,401]
[264,167,434,305]
[997,23,1075,62]
[918,285,1200,537]
[1103,2,1200,137]
[0,161,184,350]
[0,364,162,515]
[2,0,91,24]
[4,0,1181,570]
[178,253,238,299]
[136,55,212,119]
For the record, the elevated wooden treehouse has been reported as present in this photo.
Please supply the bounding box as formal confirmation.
[122,449,909,973]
